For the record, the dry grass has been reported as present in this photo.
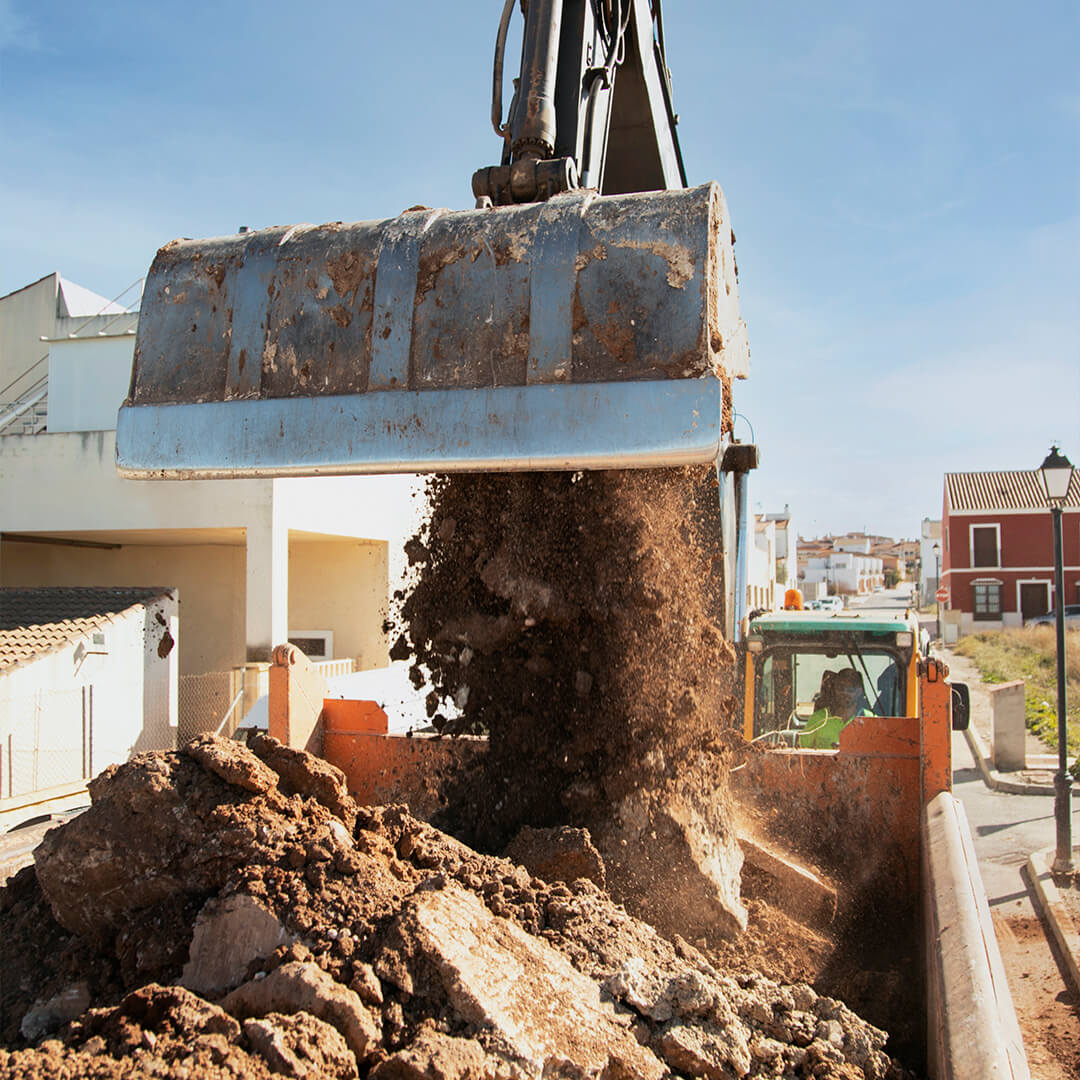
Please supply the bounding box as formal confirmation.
[953,626,1080,758]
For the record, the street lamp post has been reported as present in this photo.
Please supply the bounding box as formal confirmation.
[933,542,941,642]
[1040,446,1075,875]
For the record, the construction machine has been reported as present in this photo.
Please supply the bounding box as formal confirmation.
[742,606,971,749]
[115,3,1027,1075]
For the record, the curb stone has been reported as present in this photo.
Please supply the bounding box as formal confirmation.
[963,723,1080,797]
[1027,847,1080,994]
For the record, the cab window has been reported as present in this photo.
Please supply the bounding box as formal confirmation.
[753,648,906,742]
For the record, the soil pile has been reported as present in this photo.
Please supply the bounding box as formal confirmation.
[392,468,748,937]
[0,734,913,1079]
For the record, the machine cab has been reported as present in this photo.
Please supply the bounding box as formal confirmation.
[743,611,920,748]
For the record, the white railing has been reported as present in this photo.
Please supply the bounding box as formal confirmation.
[0,385,48,436]
[313,658,359,680]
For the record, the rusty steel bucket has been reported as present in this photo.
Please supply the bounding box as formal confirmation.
[116,183,748,478]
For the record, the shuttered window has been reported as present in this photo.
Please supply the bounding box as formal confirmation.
[972,526,999,568]
[973,582,1002,620]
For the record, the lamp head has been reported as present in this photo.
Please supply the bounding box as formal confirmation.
[1039,446,1074,505]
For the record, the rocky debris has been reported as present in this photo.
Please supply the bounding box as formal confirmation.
[0,736,914,1078]
[246,732,357,830]
[369,1026,506,1080]
[243,1011,358,1079]
[223,961,381,1064]
[377,883,665,1079]
[501,825,606,889]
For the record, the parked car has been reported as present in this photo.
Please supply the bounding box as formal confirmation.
[1026,604,1080,629]
[818,596,844,612]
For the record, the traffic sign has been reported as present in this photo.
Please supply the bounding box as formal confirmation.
[935,587,948,602]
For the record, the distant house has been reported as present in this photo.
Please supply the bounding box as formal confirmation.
[942,470,1080,631]
[745,508,800,614]
[0,586,177,828]
[798,532,884,596]
[763,505,798,590]
[919,518,942,605]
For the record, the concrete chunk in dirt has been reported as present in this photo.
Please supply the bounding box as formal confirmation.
[738,834,838,925]
[384,883,666,1079]
[600,787,747,942]
[657,1018,754,1079]
[223,960,380,1063]
[180,892,296,996]
[19,981,90,1042]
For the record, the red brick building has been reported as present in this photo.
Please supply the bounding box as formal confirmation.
[942,469,1080,632]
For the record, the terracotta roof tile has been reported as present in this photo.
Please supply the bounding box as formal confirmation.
[0,587,170,672]
[945,470,1080,513]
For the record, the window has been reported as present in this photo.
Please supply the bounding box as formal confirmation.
[287,630,333,660]
[754,648,906,741]
[971,525,1000,568]
[973,582,1002,621]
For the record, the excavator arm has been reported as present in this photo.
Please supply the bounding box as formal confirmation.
[472,0,686,205]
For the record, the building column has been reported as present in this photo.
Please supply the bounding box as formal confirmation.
[245,502,289,663]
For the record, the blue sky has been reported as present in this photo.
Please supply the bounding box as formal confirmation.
[2,1,1077,539]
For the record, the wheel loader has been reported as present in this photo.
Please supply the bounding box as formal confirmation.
[115,3,1028,1075]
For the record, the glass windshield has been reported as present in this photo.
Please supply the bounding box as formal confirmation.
[752,647,906,745]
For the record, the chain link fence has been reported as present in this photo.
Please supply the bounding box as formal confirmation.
[178,670,246,746]
[0,687,91,800]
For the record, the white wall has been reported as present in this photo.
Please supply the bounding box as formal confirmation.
[0,275,55,389]
[289,538,389,667]
[0,592,177,811]
[0,430,276,533]
[275,474,427,592]
[747,518,777,611]
[47,335,135,433]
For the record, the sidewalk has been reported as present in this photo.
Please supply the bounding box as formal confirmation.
[941,645,1076,797]
[942,644,1080,1001]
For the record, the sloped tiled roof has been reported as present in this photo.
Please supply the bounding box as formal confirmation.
[945,470,1080,512]
[0,587,169,672]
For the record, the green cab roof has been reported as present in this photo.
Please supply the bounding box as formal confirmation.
[748,610,919,637]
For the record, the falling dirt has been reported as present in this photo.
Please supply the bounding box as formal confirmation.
[0,734,915,1079]
[392,467,734,849]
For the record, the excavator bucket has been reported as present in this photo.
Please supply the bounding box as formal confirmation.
[116,183,748,479]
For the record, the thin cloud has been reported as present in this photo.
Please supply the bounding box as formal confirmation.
[0,0,38,52]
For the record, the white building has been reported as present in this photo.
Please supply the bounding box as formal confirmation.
[802,547,884,596]
[0,587,178,829]
[762,505,797,590]
[747,516,777,613]
[745,507,801,613]
[0,274,423,738]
